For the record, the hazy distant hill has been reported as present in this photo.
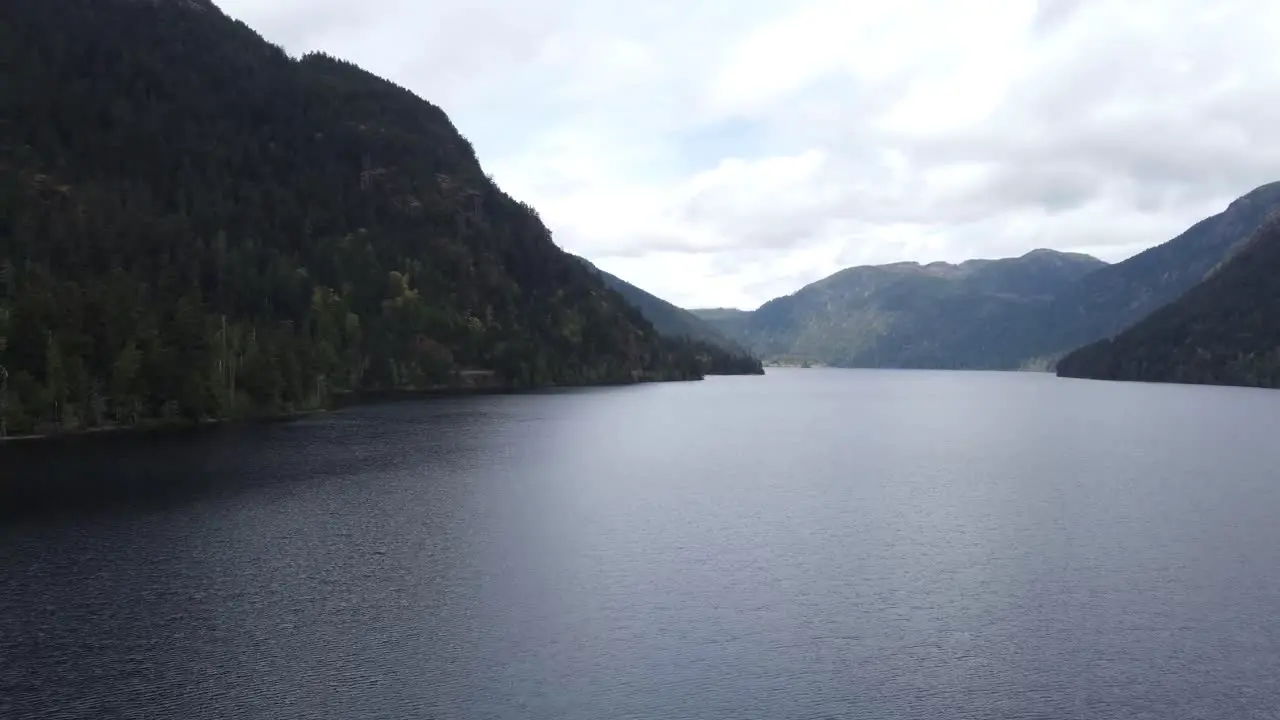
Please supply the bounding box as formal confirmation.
[574,258,763,374]
[697,250,1106,368]
[687,308,752,343]
[1058,212,1280,388]
[699,182,1280,370]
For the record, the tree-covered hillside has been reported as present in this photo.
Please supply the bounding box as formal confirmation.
[574,257,762,374]
[0,0,723,435]
[1057,213,1280,388]
[969,181,1280,368]
[699,250,1107,368]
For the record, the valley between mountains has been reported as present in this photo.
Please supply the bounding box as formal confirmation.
[682,182,1280,387]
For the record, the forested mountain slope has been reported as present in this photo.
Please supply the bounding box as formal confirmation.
[0,0,724,435]
[968,181,1280,367]
[574,257,762,374]
[699,250,1106,368]
[1057,213,1280,388]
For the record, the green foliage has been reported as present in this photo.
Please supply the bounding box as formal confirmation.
[1058,214,1280,388]
[0,0,717,434]
[575,256,763,375]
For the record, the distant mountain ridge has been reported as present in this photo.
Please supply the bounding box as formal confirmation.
[698,182,1280,371]
[696,249,1107,369]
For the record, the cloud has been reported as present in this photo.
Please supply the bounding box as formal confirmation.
[1031,0,1085,36]
[217,0,1280,309]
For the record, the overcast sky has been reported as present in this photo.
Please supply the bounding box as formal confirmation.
[219,0,1280,309]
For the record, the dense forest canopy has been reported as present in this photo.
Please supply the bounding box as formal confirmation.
[0,0,755,436]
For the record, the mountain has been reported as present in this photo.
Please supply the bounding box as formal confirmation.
[697,250,1107,368]
[971,181,1280,368]
[1057,212,1280,388]
[573,258,763,374]
[687,308,759,357]
[0,0,723,435]
[701,182,1280,370]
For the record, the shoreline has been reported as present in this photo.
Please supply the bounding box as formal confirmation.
[0,408,330,445]
[0,372,734,445]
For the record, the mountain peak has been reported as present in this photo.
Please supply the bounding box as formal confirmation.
[1231,180,1280,204]
[1019,248,1106,265]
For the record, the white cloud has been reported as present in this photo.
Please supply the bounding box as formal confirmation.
[218,0,1280,309]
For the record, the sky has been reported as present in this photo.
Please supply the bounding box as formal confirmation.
[218,0,1280,310]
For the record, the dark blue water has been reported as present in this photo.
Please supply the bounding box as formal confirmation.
[3,369,1280,719]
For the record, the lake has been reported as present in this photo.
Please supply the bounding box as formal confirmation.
[3,368,1280,719]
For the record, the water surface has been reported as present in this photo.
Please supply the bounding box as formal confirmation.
[3,369,1280,719]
